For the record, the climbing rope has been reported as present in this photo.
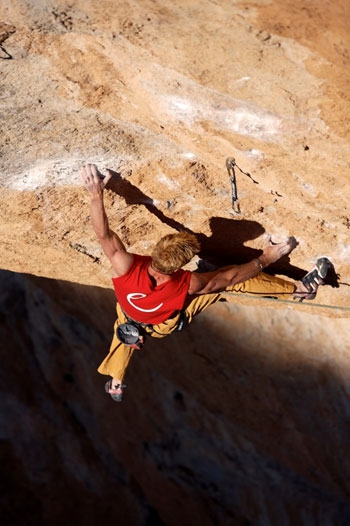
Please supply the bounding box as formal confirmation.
[224,291,350,316]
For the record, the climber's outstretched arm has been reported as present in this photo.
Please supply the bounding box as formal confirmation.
[188,238,296,294]
[81,164,133,277]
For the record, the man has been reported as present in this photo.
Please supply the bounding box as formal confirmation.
[81,164,330,402]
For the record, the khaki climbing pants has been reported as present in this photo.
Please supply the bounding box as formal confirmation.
[97,272,295,381]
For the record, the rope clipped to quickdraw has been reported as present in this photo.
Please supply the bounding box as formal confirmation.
[226,157,259,214]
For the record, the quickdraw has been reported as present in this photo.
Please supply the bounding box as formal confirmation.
[225,157,259,214]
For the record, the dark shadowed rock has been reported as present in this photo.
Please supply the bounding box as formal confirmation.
[1,270,350,525]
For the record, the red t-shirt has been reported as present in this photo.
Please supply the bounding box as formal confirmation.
[112,254,192,324]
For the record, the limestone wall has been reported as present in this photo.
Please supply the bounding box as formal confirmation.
[1,1,349,524]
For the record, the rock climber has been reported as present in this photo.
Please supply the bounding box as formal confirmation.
[80,163,331,402]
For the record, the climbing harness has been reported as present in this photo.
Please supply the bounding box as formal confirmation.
[176,310,188,331]
[116,309,188,346]
[225,157,259,214]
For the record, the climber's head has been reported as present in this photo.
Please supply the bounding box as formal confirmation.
[151,231,200,274]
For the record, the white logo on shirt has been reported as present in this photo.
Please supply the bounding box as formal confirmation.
[127,293,164,312]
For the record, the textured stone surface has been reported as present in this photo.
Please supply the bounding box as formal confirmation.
[1,270,350,525]
[1,0,350,524]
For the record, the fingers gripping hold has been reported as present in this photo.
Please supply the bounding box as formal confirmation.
[80,163,112,192]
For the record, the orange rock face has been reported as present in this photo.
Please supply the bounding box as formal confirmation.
[1,0,349,524]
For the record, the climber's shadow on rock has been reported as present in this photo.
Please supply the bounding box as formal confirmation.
[106,171,335,283]
[107,172,268,267]
[196,216,264,266]
[107,169,186,232]
[199,221,339,287]
[196,216,308,281]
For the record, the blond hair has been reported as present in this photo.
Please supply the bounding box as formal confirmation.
[151,231,200,274]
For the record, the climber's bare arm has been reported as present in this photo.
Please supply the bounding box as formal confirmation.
[188,238,297,295]
[80,164,133,277]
